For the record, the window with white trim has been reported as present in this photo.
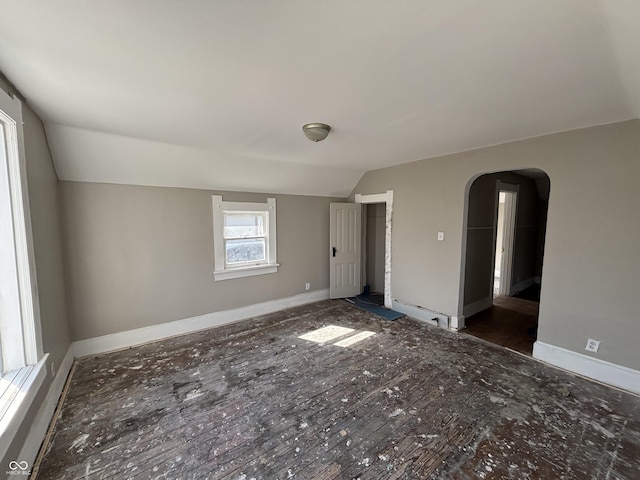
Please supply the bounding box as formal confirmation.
[0,93,42,375]
[1,89,47,460]
[212,195,278,281]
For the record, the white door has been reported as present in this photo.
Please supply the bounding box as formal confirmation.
[330,203,361,299]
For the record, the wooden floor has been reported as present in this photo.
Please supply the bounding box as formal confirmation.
[464,295,539,355]
[36,300,640,479]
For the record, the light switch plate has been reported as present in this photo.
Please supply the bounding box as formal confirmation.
[437,231,445,241]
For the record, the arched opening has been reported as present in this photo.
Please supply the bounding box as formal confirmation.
[460,168,550,355]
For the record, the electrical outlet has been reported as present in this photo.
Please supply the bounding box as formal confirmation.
[585,338,600,353]
[50,362,56,377]
[305,282,310,291]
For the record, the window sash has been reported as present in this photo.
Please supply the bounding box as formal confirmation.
[222,210,269,268]
[223,211,268,239]
[224,237,267,267]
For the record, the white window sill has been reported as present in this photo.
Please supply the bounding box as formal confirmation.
[214,263,279,281]
[0,354,48,461]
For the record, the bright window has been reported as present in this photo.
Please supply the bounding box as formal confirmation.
[224,212,267,266]
[212,196,278,280]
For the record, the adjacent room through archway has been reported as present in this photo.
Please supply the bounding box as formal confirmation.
[461,169,550,355]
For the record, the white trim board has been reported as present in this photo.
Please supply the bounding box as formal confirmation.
[533,341,640,395]
[392,299,450,330]
[17,347,74,469]
[72,289,330,357]
[449,315,465,331]
[0,91,43,372]
[0,355,48,465]
[354,192,390,204]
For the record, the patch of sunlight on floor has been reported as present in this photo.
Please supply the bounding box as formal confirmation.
[298,325,376,347]
[334,331,376,347]
[298,325,354,343]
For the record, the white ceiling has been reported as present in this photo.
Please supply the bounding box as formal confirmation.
[0,1,638,197]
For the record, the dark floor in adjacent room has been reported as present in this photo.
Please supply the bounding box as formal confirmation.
[464,293,539,355]
[35,300,640,479]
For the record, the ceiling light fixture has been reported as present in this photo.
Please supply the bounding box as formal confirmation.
[302,123,331,142]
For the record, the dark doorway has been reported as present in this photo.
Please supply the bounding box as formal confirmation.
[364,203,385,295]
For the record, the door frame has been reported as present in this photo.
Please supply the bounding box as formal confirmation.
[492,181,519,297]
[355,190,393,308]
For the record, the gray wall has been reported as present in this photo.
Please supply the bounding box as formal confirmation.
[351,120,640,371]
[1,87,71,469]
[60,182,343,340]
[23,106,71,367]
[463,171,544,307]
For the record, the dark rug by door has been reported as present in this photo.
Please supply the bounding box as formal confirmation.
[346,293,405,321]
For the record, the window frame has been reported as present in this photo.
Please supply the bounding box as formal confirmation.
[212,195,278,281]
[0,87,47,462]
[0,89,42,374]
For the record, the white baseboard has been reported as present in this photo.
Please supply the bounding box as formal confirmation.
[17,347,74,468]
[463,296,493,318]
[449,315,465,331]
[73,289,330,357]
[392,299,450,330]
[533,341,640,395]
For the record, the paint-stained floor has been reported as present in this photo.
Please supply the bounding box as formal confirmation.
[36,300,640,479]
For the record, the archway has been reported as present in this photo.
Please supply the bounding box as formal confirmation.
[459,168,550,355]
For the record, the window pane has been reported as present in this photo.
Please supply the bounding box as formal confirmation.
[224,213,265,238]
[225,238,266,264]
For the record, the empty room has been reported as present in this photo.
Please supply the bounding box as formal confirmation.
[1,1,639,479]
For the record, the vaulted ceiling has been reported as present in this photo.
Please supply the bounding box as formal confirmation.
[0,1,638,197]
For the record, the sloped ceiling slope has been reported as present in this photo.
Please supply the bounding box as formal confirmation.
[0,1,638,197]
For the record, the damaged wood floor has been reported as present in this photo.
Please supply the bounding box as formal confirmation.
[37,300,640,479]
